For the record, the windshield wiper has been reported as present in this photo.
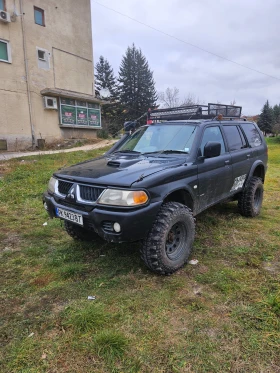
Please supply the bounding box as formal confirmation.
[143,150,189,155]
[113,150,141,154]
[160,150,189,154]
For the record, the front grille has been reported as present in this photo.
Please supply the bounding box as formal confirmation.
[55,198,92,212]
[79,185,105,202]
[102,221,114,233]
[58,180,73,195]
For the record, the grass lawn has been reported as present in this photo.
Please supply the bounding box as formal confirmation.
[0,138,279,373]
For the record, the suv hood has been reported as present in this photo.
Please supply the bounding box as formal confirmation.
[54,154,187,187]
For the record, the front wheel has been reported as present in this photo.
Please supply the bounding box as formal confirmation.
[238,177,264,217]
[141,202,195,275]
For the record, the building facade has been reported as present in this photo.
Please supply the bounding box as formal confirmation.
[0,0,101,151]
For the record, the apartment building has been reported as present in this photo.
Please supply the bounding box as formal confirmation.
[0,0,102,151]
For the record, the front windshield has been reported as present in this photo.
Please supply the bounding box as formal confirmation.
[118,124,197,154]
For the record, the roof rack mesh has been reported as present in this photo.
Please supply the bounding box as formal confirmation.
[148,103,242,122]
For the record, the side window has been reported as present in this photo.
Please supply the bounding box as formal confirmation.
[240,123,262,147]
[223,125,244,151]
[200,126,225,156]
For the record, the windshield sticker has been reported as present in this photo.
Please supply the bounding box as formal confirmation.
[231,174,247,192]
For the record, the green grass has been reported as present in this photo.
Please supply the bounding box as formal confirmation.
[0,139,280,372]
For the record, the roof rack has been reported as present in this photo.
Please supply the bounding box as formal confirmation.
[147,103,242,123]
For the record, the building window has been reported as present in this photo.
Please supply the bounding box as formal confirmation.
[60,98,101,127]
[0,0,6,11]
[34,6,45,26]
[0,39,11,63]
[38,49,46,61]
[37,47,50,69]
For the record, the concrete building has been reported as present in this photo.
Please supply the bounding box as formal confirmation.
[0,0,102,151]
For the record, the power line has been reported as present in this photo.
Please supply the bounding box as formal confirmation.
[92,0,280,81]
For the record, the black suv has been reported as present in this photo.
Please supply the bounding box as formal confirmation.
[43,103,268,275]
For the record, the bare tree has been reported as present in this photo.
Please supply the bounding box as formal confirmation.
[158,87,180,108]
[158,88,204,108]
[181,93,201,106]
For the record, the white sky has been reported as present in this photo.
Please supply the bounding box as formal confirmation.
[91,0,280,115]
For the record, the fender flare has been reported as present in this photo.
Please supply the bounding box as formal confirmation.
[245,160,265,188]
[162,185,197,213]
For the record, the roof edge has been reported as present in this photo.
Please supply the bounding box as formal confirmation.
[40,88,107,105]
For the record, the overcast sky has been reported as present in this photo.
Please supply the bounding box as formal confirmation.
[91,0,280,115]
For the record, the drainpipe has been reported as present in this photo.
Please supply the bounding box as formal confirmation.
[19,0,36,148]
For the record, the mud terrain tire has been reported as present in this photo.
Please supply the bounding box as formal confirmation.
[141,202,195,275]
[238,177,263,217]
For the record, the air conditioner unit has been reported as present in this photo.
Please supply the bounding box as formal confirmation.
[43,96,58,110]
[0,11,11,23]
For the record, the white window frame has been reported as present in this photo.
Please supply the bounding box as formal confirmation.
[36,47,50,69]
[0,39,12,63]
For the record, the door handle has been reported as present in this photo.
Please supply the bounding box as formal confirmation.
[225,160,230,165]
[247,154,251,158]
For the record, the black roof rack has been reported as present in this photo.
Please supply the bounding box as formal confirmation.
[147,103,242,122]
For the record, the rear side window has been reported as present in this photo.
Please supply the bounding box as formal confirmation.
[240,123,262,147]
[223,125,244,151]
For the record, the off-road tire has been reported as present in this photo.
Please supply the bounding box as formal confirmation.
[64,221,98,241]
[238,176,263,217]
[141,202,195,275]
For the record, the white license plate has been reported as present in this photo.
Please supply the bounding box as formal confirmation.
[56,207,83,226]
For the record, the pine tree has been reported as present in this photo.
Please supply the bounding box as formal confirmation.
[272,104,280,136]
[94,56,117,99]
[273,104,280,123]
[118,44,157,119]
[258,100,274,136]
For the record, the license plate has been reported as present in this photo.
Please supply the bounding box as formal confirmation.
[56,207,83,226]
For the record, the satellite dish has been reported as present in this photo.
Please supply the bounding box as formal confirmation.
[99,88,110,98]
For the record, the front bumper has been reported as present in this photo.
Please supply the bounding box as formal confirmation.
[43,192,162,243]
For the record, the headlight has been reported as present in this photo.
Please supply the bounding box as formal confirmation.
[48,176,57,193]
[97,189,148,206]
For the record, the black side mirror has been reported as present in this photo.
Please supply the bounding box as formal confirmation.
[124,121,137,133]
[204,141,221,158]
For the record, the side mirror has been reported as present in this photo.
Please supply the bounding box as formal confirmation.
[124,121,137,133]
[204,141,221,158]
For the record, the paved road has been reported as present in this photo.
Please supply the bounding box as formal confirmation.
[0,140,116,161]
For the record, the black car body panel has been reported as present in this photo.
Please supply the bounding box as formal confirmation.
[54,154,187,188]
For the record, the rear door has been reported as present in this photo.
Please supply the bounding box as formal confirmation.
[197,125,233,211]
[222,124,253,194]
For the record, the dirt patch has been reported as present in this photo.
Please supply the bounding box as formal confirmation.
[0,162,13,176]
[0,233,21,252]
[30,273,55,287]
[263,261,280,275]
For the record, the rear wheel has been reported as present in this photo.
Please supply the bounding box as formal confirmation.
[64,221,99,241]
[238,177,263,217]
[141,202,195,275]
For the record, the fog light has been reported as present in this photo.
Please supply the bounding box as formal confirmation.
[113,222,121,233]
[44,202,48,211]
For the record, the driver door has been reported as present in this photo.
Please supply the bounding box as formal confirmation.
[197,125,233,212]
